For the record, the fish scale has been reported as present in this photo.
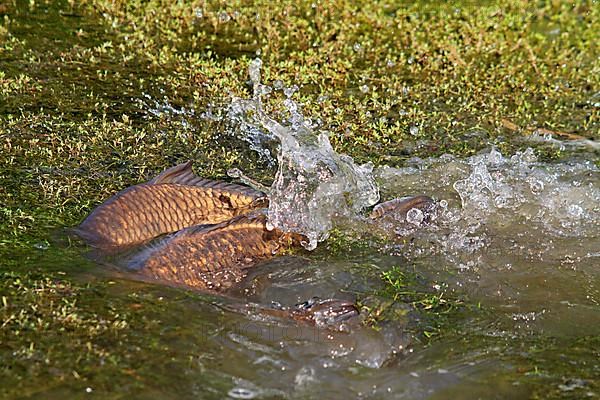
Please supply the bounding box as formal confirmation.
[131,214,288,291]
[74,161,267,250]
[73,164,434,325]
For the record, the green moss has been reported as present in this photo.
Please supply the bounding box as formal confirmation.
[0,0,598,398]
[357,265,468,341]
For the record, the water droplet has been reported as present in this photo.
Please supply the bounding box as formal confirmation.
[248,58,262,85]
[406,208,424,225]
[353,43,362,52]
[409,125,419,136]
[34,242,49,250]
[359,84,369,93]
[487,148,504,165]
[528,179,544,194]
[283,85,298,98]
[194,8,203,18]
[218,11,231,23]
[228,387,257,399]
[567,204,583,218]
[494,195,509,208]
[273,80,284,90]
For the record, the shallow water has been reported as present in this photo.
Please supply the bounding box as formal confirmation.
[1,3,599,399]
[61,69,598,399]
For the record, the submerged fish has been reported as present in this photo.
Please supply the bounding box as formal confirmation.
[129,212,304,292]
[128,213,357,327]
[75,162,267,250]
[247,297,360,327]
[369,195,435,220]
[290,297,359,326]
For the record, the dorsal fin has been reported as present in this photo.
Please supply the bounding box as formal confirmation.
[149,161,209,185]
[149,161,267,199]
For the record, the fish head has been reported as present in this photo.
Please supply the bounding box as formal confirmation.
[294,297,359,326]
[369,195,436,221]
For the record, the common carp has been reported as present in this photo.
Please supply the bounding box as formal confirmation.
[75,161,268,250]
[246,297,360,327]
[128,212,304,292]
[75,161,436,327]
[369,195,435,221]
[127,212,357,326]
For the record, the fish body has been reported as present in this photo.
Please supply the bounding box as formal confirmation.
[130,213,302,292]
[369,195,435,220]
[75,162,267,250]
[74,163,437,327]
[251,298,360,327]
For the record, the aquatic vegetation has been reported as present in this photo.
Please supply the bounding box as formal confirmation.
[0,0,599,399]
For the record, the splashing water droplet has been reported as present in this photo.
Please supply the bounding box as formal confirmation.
[567,204,583,218]
[228,387,257,399]
[273,80,284,90]
[406,208,424,225]
[218,11,231,23]
[283,85,299,98]
[528,178,544,194]
[227,59,379,249]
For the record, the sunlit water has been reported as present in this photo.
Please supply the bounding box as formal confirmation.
[142,60,599,399]
[22,58,597,398]
[227,58,380,250]
[373,150,599,341]
[3,4,597,398]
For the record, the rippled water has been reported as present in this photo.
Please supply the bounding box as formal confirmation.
[2,4,598,399]
[227,58,380,250]
[373,149,599,324]
[160,62,600,399]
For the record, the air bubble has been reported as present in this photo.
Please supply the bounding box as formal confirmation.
[228,387,257,399]
[406,208,424,225]
[567,204,583,218]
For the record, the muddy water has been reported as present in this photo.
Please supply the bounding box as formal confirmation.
[373,149,599,333]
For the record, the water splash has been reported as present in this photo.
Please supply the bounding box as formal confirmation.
[375,148,600,270]
[228,59,379,249]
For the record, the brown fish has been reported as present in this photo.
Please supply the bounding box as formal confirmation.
[287,298,359,326]
[246,298,360,327]
[75,161,268,250]
[369,195,435,220]
[130,212,304,292]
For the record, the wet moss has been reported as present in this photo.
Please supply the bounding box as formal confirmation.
[0,0,598,398]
